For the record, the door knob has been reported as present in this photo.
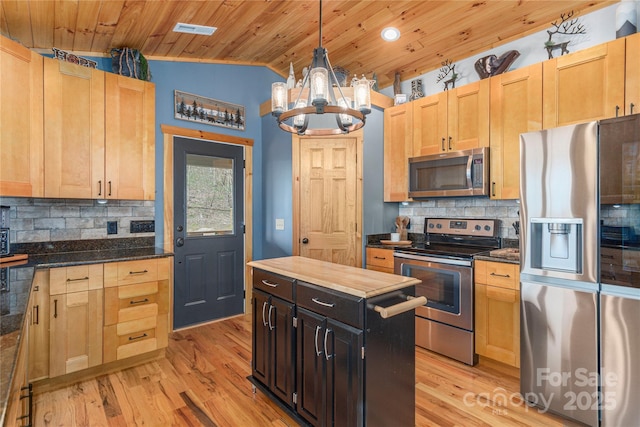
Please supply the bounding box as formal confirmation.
[176,237,184,247]
[302,238,309,244]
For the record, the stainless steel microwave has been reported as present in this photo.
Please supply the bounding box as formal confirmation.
[408,147,489,198]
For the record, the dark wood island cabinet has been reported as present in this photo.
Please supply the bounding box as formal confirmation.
[247,256,423,427]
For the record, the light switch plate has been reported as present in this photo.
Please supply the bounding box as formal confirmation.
[275,218,285,230]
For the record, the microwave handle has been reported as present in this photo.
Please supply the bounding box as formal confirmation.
[466,154,473,189]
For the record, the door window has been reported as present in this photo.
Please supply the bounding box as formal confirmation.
[186,154,234,237]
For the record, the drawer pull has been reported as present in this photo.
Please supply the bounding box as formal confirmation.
[261,301,269,327]
[67,276,89,282]
[373,295,427,319]
[129,333,148,341]
[130,298,149,305]
[490,272,511,278]
[268,305,275,331]
[261,279,278,288]
[324,328,333,360]
[314,325,323,356]
[373,256,387,260]
[312,298,335,308]
[601,254,614,259]
[129,269,149,275]
[33,304,39,325]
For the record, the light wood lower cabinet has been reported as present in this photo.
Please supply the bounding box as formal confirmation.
[474,260,520,368]
[103,258,170,363]
[365,247,394,274]
[49,264,104,378]
[28,270,50,382]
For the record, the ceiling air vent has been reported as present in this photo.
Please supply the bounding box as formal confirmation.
[173,23,217,36]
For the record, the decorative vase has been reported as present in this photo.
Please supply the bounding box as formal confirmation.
[616,0,638,38]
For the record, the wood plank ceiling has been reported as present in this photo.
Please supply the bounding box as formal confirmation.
[0,0,615,88]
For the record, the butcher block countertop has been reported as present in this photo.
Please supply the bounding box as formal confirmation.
[247,256,420,298]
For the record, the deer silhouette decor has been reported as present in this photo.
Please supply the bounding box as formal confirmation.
[436,59,459,91]
[545,10,586,59]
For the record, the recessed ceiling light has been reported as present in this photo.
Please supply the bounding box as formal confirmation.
[173,23,217,36]
[381,27,400,42]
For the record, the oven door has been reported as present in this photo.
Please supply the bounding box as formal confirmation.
[394,252,473,331]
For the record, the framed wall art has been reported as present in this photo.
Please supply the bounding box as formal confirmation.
[174,90,245,131]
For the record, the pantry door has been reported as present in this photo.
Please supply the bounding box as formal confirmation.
[293,131,362,267]
[173,137,245,329]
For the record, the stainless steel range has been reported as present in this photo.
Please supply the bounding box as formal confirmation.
[393,218,500,365]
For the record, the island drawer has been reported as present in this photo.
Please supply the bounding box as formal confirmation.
[253,268,294,302]
[297,280,364,328]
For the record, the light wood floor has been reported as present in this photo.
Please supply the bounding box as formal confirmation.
[32,314,582,426]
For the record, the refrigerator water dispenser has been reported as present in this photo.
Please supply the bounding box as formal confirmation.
[529,218,583,273]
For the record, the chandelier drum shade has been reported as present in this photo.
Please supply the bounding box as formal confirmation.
[271,0,371,136]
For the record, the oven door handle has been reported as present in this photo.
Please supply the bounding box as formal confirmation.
[373,295,427,319]
[393,251,472,267]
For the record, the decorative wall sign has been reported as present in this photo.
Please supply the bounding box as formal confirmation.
[174,90,245,131]
[52,48,97,69]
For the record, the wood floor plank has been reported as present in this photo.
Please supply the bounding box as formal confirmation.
[32,314,584,426]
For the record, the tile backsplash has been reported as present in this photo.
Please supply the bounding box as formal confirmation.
[0,197,155,244]
[398,198,520,239]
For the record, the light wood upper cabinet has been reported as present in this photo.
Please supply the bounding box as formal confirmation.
[542,38,626,128]
[43,58,155,200]
[105,73,156,200]
[489,64,543,200]
[625,32,640,116]
[44,57,105,199]
[413,79,490,156]
[383,103,413,202]
[0,35,44,197]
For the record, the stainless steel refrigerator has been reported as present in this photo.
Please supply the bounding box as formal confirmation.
[520,121,600,426]
[598,113,640,427]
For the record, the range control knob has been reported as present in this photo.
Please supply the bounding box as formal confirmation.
[428,223,435,229]
[475,225,481,231]
[436,224,442,229]
[484,225,492,231]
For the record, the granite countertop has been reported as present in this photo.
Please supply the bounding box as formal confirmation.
[0,237,173,425]
[248,256,420,298]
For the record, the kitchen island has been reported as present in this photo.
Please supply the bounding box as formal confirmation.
[247,256,423,427]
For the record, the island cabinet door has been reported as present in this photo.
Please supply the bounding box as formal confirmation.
[325,318,364,427]
[251,289,270,386]
[296,307,326,427]
[270,296,296,406]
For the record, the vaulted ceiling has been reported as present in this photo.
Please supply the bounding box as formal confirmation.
[0,0,615,88]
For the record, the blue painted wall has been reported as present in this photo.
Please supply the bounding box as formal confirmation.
[83,53,395,263]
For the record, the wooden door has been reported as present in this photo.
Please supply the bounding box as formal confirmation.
[625,33,640,116]
[49,289,103,377]
[542,38,625,128]
[0,35,43,197]
[412,92,447,156]
[489,64,543,199]
[295,133,361,267]
[44,57,105,198]
[105,73,155,200]
[383,105,413,202]
[447,79,490,152]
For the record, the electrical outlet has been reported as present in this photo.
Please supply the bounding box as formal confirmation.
[107,221,118,235]
[130,220,155,233]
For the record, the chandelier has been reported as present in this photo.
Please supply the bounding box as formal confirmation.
[270,0,371,136]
